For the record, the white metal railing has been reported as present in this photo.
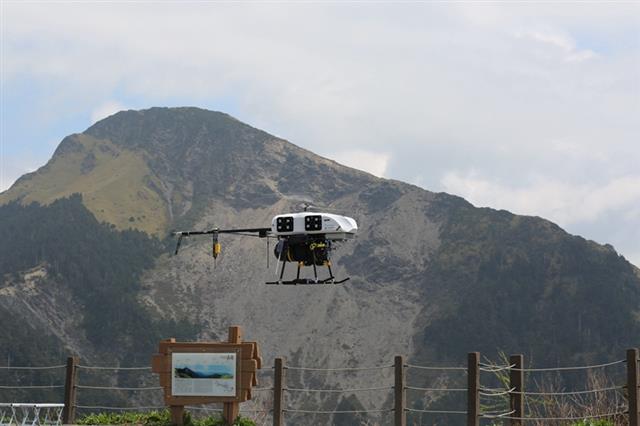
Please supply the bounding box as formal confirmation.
[0,403,63,426]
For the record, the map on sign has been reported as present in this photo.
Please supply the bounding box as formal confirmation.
[171,352,237,397]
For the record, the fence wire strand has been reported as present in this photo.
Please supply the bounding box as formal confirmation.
[405,363,467,371]
[479,387,516,397]
[0,365,66,370]
[513,385,625,396]
[284,408,392,414]
[512,359,625,372]
[500,411,628,421]
[405,407,467,414]
[0,384,65,389]
[481,409,516,419]
[77,365,151,371]
[76,385,163,391]
[76,405,164,411]
[480,363,516,372]
[285,364,393,372]
[285,385,393,393]
[405,385,466,392]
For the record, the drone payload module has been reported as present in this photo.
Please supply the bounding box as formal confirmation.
[172,211,358,285]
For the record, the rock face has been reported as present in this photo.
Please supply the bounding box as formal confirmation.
[2,107,639,422]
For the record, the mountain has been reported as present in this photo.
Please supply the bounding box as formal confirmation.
[2,107,639,421]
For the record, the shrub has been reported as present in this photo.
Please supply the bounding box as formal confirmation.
[77,410,255,426]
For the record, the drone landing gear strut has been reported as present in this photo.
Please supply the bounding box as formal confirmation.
[266,261,349,285]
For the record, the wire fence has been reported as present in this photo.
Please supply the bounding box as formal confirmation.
[72,361,165,417]
[0,361,66,426]
[1,349,639,426]
[0,360,67,424]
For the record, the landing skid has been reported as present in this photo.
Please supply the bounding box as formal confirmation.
[266,258,349,285]
[266,277,350,285]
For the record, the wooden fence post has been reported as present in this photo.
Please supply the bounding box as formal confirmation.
[394,355,406,426]
[273,357,284,426]
[509,354,524,426]
[628,349,639,426]
[467,352,479,426]
[62,356,78,424]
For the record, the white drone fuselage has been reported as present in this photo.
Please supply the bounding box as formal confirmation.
[270,212,358,240]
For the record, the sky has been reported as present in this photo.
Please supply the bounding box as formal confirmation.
[1,1,639,266]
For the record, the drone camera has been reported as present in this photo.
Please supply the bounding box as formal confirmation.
[276,216,294,232]
[304,215,322,231]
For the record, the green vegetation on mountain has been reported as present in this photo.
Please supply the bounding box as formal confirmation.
[0,195,197,364]
[0,134,169,235]
[416,194,640,366]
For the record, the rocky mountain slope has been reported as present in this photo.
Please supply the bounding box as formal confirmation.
[2,107,639,422]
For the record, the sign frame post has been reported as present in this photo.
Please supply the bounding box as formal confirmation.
[223,326,242,425]
[152,326,262,426]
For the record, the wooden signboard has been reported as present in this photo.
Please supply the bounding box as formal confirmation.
[151,326,262,425]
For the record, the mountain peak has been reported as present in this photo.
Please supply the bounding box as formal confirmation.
[85,106,269,152]
[1,107,375,235]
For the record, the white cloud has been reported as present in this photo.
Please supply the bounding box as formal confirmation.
[516,29,598,63]
[440,171,640,265]
[91,101,126,124]
[2,2,639,259]
[528,31,575,51]
[0,175,8,193]
[0,156,39,192]
[566,50,598,63]
[329,150,389,178]
[441,171,640,226]
[628,253,640,269]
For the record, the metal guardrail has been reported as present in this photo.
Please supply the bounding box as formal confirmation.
[0,403,64,426]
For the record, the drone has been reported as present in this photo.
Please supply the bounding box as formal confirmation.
[172,210,358,285]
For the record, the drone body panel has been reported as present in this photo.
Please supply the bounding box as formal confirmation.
[271,212,357,240]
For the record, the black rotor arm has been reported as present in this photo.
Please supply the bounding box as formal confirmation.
[171,227,272,255]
